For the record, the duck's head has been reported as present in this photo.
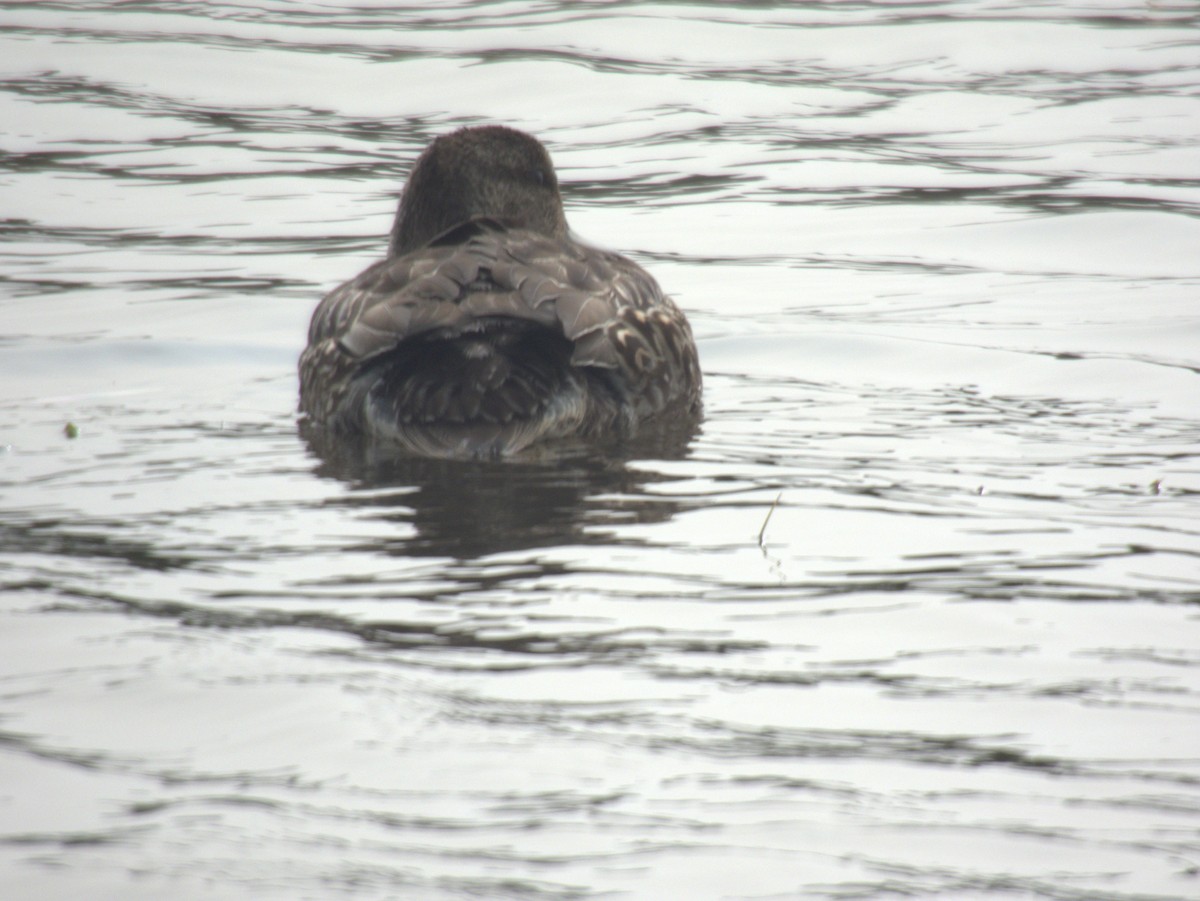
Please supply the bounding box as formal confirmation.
[388,125,569,258]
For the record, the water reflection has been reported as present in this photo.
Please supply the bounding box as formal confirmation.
[302,418,699,559]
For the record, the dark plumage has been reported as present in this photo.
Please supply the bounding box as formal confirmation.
[299,125,701,458]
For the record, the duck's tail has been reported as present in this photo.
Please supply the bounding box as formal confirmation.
[352,318,618,458]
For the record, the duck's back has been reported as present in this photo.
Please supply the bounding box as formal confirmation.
[299,218,700,458]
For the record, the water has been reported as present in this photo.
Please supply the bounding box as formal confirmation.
[2,1,1199,898]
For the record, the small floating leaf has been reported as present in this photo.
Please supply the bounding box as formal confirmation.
[64,422,79,439]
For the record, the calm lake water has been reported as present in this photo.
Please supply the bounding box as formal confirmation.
[2,2,1199,899]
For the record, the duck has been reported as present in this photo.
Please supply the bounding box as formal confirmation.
[299,125,701,459]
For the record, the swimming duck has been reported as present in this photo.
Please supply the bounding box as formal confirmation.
[299,125,701,458]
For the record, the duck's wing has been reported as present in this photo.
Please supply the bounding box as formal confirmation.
[300,218,700,429]
[563,245,702,419]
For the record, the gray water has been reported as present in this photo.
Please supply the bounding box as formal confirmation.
[2,2,1199,899]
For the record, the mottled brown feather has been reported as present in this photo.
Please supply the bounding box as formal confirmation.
[299,127,700,458]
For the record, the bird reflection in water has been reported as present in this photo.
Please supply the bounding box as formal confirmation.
[301,417,700,559]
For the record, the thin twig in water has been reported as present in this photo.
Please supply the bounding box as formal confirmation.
[757,492,782,547]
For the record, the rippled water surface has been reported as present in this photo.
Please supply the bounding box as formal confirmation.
[3,2,1200,899]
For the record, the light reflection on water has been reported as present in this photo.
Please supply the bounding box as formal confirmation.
[2,1,1199,899]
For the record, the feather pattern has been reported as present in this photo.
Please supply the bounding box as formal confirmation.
[299,127,700,458]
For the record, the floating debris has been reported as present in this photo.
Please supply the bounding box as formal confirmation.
[757,491,782,547]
